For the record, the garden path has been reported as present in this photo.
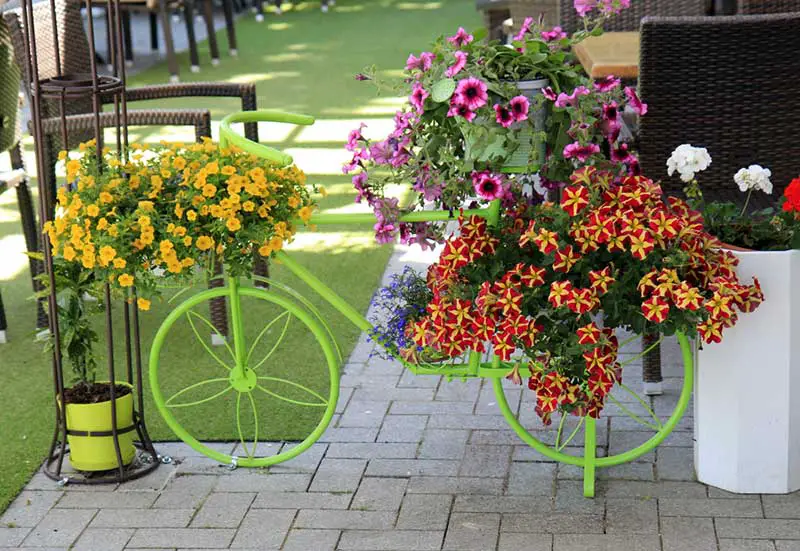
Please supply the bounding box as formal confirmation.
[2,243,798,551]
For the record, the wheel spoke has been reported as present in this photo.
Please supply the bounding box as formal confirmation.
[607,393,660,431]
[619,335,664,368]
[166,378,232,408]
[618,382,663,430]
[256,376,328,407]
[235,392,259,459]
[246,310,291,366]
[185,310,235,372]
[249,312,292,372]
[556,416,585,451]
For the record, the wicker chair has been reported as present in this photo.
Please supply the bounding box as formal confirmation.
[559,0,709,34]
[3,0,265,339]
[638,13,800,207]
[738,0,800,13]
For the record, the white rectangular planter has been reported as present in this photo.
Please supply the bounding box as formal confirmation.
[695,249,800,493]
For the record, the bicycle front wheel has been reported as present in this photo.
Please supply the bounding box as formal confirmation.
[149,286,339,467]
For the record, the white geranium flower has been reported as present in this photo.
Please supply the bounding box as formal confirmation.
[666,144,712,183]
[734,165,773,195]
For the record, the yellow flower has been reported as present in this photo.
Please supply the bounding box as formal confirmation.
[209,205,224,218]
[140,232,154,246]
[96,218,108,230]
[183,236,193,246]
[199,205,210,216]
[108,224,119,237]
[113,258,127,269]
[258,244,273,257]
[181,257,195,268]
[172,226,187,237]
[129,175,141,189]
[99,191,114,204]
[58,151,68,161]
[287,196,300,209]
[118,274,134,287]
[63,245,76,261]
[221,165,236,176]
[257,206,269,218]
[86,204,100,217]
[186,210,197,221]
[138,201,155,211]
[99,245,117,263]
[242,201,255,212]
[66,159,81,180]
[226,217,241,232]
[196,236,214,251]
[167,261,182,274]
[160,168,171,179]
[298,205,313,223]
[269,235,283,251]
[174,204,184,219]
[202,184,217,198]
[206,161,219,175]
[319,185,328,197]
[172,156,187,170]
[159,240,174,253]
[137,298,151,311]
[81,252,96,269]
[57,188,68,206]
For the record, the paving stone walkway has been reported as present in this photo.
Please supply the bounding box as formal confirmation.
[2,246,800,551]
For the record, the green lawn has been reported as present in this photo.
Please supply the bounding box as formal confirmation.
[0,0,480,513]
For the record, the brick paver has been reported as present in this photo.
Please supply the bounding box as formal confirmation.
[5,248,800,550]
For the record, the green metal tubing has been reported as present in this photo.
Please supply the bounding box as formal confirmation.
[584,417,597,498]
[275,250,373,333]
[309,204,498,227]
[228,278,248,378]
[219,109,316,167]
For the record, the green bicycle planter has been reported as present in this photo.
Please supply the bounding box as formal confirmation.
[148,109,695,497]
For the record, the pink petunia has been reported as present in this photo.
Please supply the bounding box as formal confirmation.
[599,0,631,15]
[599,101,621,141]
[445,51,468,78]
[610,141,635,165]
[542,87,558,101]
[405,51,435,72]
[574,0,597,16]
[593,74,621,93]
[494,104,514,128]
[346,122,366,152]
[409,84,429,113]
[563,141,601,162]
[454,77,488,111]
[352,171,370,203]
[541,26,567,41]
[513,17,534,41]
[447,27,474,47]
[447,101,477,122]
[624,86,648,115]
[509,95,530,122]
[554,86,591,108]
[473,172,507,201]
[374,222,397,244]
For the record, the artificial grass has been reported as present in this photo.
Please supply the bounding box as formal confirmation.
[0,0,480,512]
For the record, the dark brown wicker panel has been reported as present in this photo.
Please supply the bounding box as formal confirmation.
[559,0,709,34]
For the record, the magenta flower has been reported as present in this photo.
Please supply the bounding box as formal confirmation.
[445,51,468,77]
[563,141,601,162]
[610,141,635,165]
[370,140,394,165]
[600,0,630,14]
[494,104,514,128]
[542,87,558,101]
[342,147,370,174]
[352,171,369,202]
[599,101,621,141]
[373,196,400,225]
[346,122,366,152]
[409,84,429,113]
[624,86,648,115]
[455,77,488,111]
[447,27,473,48]
[509,95,530,122]
[554,86,590,108]
[447,102,477,122]
[354,73,370,81]
[513,17,534,41]
[574,0,597,16]
[405,51,435,72]
[593,75,621,93]
[473,172,507,201]
[541,26,567,41]
[374,222,397,244]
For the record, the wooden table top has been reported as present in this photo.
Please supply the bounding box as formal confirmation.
[573,32,640,80]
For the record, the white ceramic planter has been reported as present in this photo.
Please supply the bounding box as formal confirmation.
[694,249,800,493]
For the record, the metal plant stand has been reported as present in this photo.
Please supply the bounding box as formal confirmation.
[18,0,161,484]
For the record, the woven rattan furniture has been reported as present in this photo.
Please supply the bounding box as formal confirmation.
[638,13,800,207]
[559,0,709,34]
[738,0,800,13]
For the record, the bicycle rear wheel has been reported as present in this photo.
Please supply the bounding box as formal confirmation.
[149,285,339,467]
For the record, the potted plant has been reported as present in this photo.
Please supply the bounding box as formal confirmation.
[42,138,317,469]
[343,0,642,247]
[667,145,800,493]
[36,257,137,471]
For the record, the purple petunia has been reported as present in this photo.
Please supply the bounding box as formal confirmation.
[554,86,591,108]
[409,84,429,113]
[573,0,597,16]
[542,87,558,101]
[593,74,621,93]
[346,122,366,152]
[447,101,476,122]
[494,104,514,128]
[540,26,567,41]
[472,171,507,201]
[405,52,435,72]
[513,17,534,41]
[624,86,648,115]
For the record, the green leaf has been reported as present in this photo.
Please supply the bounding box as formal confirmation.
[472,27,488,42]
[430,78,456,103]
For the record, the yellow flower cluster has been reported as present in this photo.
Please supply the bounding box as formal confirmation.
[45,139,317,309]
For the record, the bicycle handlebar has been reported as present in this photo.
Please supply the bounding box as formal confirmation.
[219,109,316,167]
